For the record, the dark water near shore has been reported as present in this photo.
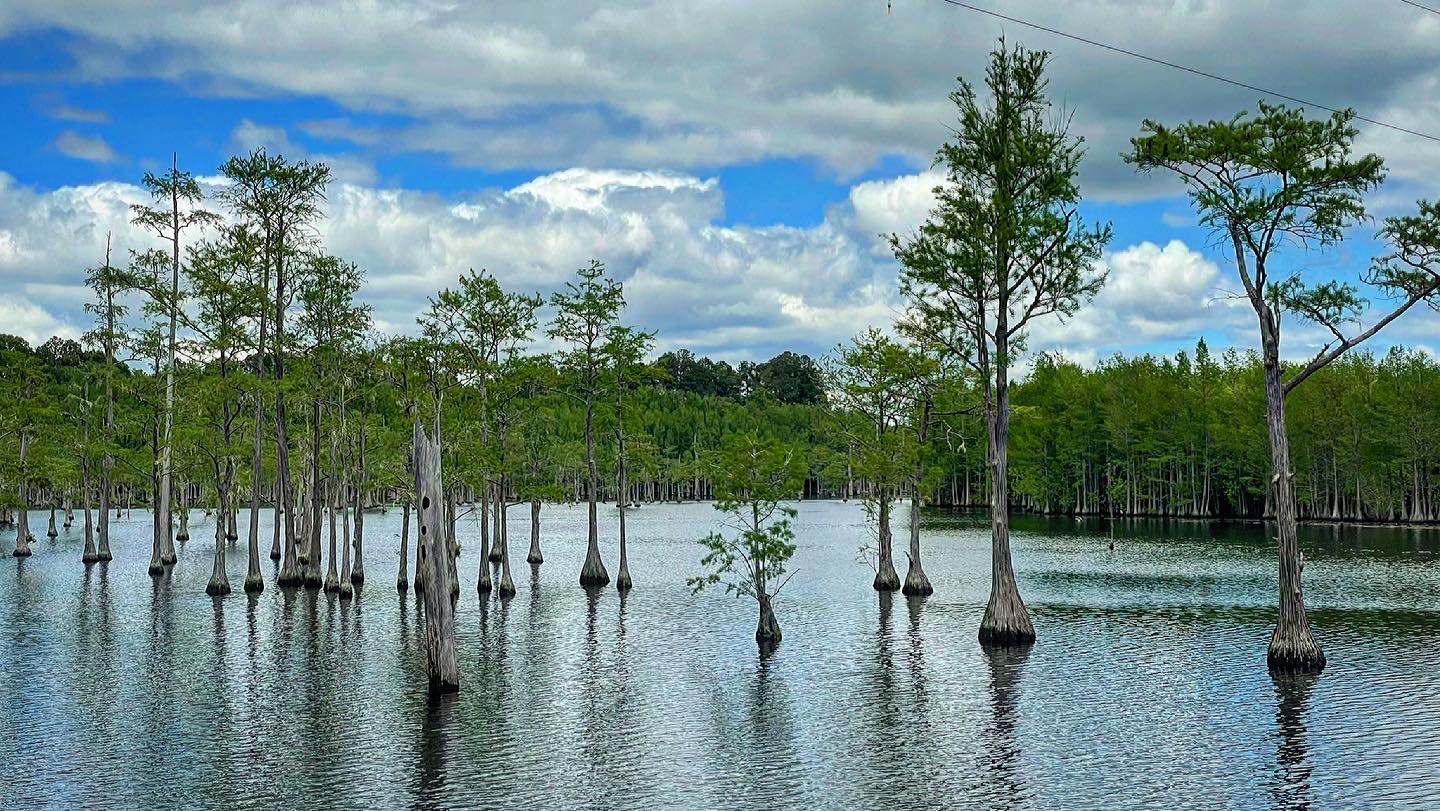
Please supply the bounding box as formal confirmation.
[2,502,1439,810]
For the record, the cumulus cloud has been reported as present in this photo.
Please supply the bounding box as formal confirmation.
[5,1,1440,198]
[52,130,119,163]
[0,167,1431,369]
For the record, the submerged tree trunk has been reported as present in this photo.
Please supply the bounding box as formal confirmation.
[873,491,900,591]
[82,442,97,563]
[497,487,515,598]
[477,481,492,593]
[756,591,781,647]
[207,460,233,596]
[903,398,934,596]
[616,435,632,591]
[526,500,542,564]
[351,434,365,585]
[414,420,460,693]
[338,471,353,599]
[12,433,32,557]
[47,505,58,538]
[580,402,609,586]
[325,429,341,593]
[1262,337,1324,673]
[979,373,1035,645]
[397,499,411,592]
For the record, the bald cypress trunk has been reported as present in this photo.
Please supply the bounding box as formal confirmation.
[580,402,609,586]
[414,420,459,693]
[979,360,1035,645]
[350,434,365,585]
[12,434,32,557]
[1262,337,1324,672]
[47,507,57,538]
[338,472,353,599]
[903,398,934,596]
[207,459,233,596]
[477,481,492,593]
[304,400,324,589]
[397,499,411,592]
[526,500,543,564]
[82,439,97,563]
[873,492,899,591]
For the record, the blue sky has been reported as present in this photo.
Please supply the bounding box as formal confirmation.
[1,2,1436,363]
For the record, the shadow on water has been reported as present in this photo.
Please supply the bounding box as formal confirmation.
[416,691,458,808]
[1269,672,1317,811]
[981,642,1032,809]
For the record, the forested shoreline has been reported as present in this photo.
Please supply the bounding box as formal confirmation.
[4,333,1437,528]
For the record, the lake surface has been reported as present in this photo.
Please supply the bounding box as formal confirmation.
[2,502,1439,810]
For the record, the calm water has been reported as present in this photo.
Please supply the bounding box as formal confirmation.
[2,502,1439,810]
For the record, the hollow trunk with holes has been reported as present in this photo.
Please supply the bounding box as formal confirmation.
[414,420,459,693]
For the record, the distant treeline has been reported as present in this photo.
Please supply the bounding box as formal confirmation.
[4,332,1436,525]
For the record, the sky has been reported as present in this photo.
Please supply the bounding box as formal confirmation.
[1,0,1439,366]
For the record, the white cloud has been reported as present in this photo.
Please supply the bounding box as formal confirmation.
[7,1,1440,198]
[51,130,118,163]
[1,168,1433,368]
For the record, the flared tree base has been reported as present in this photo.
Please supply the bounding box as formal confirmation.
[350,569,365,585]
[616,567,632,592]
[526,552,543,565]
[338,581,353,599]
[12,546,32,558]
[579,549,610,587]
[428,675,459,695]
[324,574,340,593]
[902,562,933,596]
[269,550,282,561]
[277,560,303,587]
[82,551,100,564]
[755,597,782,648]
[206,578,232,596]
[1267,627,1326,674]
[96,550,112,562]
[243,574,265,593]
[47,530,58,539]
[487,549,502,563]
[147,558,165,575]
[477,573,492,593]
[396,577,409,593]
[161,552,177,565]
[497,577,516,598]
[176,533,189,542]
[873,563,900,592]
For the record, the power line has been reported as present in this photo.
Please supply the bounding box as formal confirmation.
[932,0,1440,144]
[1400,0,1440,17]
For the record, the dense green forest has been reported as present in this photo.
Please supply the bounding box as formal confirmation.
[4,331,1437,531]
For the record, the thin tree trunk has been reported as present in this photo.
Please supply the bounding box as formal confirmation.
[526,499,543,564]
[903,398,934,596]
[351,433,365,584]
[397,499,411,592]
[1262,337,1324,672]
[580,400,609,586]
[207,458,233,596]
[12,433,32,557]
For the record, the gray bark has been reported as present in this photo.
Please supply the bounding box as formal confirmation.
[414,419,459,693]
[526,499,542,564]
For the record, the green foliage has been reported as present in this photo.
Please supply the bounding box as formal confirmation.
[688,432,807,600]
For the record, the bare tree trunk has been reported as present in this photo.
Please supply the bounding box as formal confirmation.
[176,486,190,541]
[351,434,365,585]
[873,491,900,591]
[305,399,324,589]
[497,483,515,598]
[1262,340,1324,672]
[397,499,411,592]
[903,399,933,596]
[82,437,97,563]
[339,469,353,599]
[47,505,58,538]
[324,429,341,593]
[979,372,1035,645]
[477,481,492,593]
[616,432,632,591]
[12,433,32,557]
[414,419,459,693]
[580,401,609,586]
[207,459,233,596]
[526,500,542,564]
[756,589,781,647]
